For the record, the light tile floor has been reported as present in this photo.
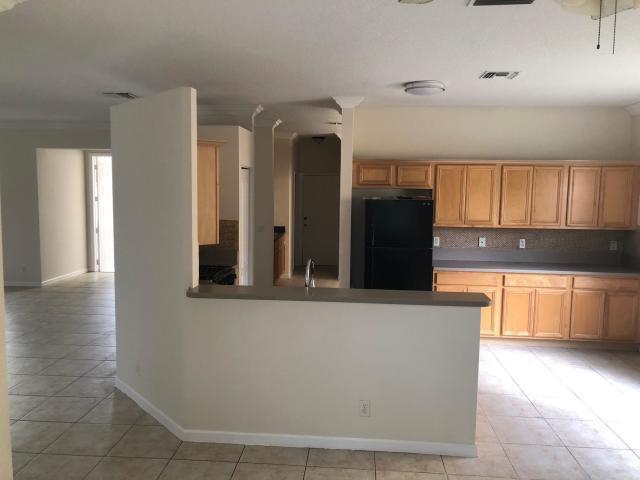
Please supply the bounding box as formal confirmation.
[5,273,640,479]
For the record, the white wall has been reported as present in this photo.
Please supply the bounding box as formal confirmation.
[355,106,633,160]
[274,136,293,277]
[0,128,110,285]
[632,115,640,160]
[113,87,480,455]
[36,149,88,284]
[0,200,12,477]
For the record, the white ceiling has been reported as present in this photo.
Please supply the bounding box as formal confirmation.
[2,0,640,133]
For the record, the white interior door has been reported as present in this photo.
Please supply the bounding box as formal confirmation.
[301,175,339,266]
[93,154,115,272]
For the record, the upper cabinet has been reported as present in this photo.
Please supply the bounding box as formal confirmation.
[434,165,466,226]
[567,167,601,228]
[353,161,431,188]
[531,166,567,227]
[599,166,636,229]
[567,166,637,229]
[434,164,499,227]
[464,165,499,226]
[354,162,395,187]
[501,166,533,226]
[197,141,220,245]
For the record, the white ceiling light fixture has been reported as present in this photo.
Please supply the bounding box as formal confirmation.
[0,0,28,13]
[404,80,446,96]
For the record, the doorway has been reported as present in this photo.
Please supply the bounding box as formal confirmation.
[89,153,115,273]
[301,174,340,265]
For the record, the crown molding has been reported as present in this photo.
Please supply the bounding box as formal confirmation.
[626,102,640,117]
[332,96,365,110]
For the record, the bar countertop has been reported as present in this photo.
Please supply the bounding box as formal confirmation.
[433,260,640,277]
[188,284,491,307]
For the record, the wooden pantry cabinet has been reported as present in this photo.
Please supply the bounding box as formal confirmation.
[434,164,499,227]
[433,269,640,343]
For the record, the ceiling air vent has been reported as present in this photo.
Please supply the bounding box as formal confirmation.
[468,0,535,5]
[102,92,139,100]
[479,71,521,80]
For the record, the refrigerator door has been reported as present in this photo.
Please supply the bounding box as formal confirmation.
[365,247,433,291]
[365,199,433,248]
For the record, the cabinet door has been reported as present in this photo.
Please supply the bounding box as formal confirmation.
[197,141,220,245]
[501,288,534,336]
[465,165,499,226]
[356,163,394,186]
[570,290,605,339]
[603,292,638,341]
[435,165,466,226]
[531,166,566,227]
[599,166,635,229]
[533,289,569,339]
[468,286,501,336]
[500,166,533,226]
[567,167,601,227]
[396,163,432,188]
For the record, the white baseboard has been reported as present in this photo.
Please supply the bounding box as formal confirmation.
[115,377,476,457]
[41,268,88,286]
[4,281,41,287]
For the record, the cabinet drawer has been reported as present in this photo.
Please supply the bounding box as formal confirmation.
[572,276,640,292]
[504,274,570,289]
[435,271,502,286]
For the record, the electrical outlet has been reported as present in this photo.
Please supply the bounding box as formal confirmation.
[359,400,371,417]
[519,238,526,249]
[433,236,440,247]
[479,237,487,248]
[609,240,618,251]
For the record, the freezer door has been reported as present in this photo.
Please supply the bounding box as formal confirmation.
[365,199,433,248]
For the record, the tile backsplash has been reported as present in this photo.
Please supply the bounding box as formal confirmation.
[434,228,625,252]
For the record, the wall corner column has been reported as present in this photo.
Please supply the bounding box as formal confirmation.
[333,97,364,289]
[252,114,282,286]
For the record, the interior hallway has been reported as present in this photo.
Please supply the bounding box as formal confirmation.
[5,274,640,479]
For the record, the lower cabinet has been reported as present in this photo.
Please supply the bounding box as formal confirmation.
[435,269,639,343]
[501,288,534,337]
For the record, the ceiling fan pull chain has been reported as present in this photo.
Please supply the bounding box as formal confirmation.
[597,0,603,49]
[613,0,618,54]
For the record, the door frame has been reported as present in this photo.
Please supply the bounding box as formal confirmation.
[85,150,113,272]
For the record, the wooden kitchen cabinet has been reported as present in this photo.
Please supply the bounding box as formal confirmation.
[531,166,566,227]
[570,290,605,339]
[603,292,638,341]
[465,165,499,226]
[533,289,569,338]
[468,286,501,336]
[501,288,534,336]
[354,162,395,187]
[567,167,601,228]
[396,163,432,188]
[500,166,533,226]
[435,165,466,225]
[197,141,220,245]
[599,166,635,229]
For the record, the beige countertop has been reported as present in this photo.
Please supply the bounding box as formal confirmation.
[188,285,491,307]
[434,261,640,277]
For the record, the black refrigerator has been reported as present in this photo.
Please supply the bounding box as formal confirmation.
[364,198,434,291]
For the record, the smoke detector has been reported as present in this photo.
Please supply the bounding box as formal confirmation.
[404,80,446,96]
